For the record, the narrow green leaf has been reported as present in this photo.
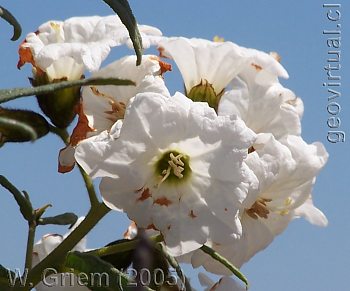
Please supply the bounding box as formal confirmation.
[0,6,22,41]
[0,176,34,222]
[103,0,143,65]
[0,78,135,104]
[200,245,248,288]
[0,108,49,144]
[0,116,37,141]
[38,213,78,226]
[64,251,130,291]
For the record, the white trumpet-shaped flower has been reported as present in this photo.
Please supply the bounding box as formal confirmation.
[58,55,170,173]
[75,92,258,256]
[18,15,162,75]
[158,37,288,110]
[190,133,328,274]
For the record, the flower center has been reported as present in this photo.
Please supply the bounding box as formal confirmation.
[154,150,191,186]
[186,79,223,111]
[245,198,272,220]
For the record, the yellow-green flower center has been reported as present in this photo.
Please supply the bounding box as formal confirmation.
[155,150,191,186]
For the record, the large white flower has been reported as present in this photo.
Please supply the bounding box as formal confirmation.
[190,133,328,274]
[218,55,304,139]
[58,54,170,173]
[75,91,258,256]
[18,15,162,76]
[158,37,288,110]
[33,218,89,291]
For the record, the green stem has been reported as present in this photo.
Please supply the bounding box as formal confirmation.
[200,245,249,289]
[78,165,99,207]
[15,202,110,290]
[87,234,163,257]
[156,243,192,291]
[24,223,36,271]
[49,125,69,145]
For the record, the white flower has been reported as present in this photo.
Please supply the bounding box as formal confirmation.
[33,218,89,291]
[158,37,287,109]
[58,55,170,173]
[218,54,303,139]
[190,133,328,274]
[199,273,245,291]
[18,15,163,76]
[75,91,258,256]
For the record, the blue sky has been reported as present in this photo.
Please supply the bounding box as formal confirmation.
[0,1,349,290]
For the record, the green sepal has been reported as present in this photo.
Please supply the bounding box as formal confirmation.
[38,212,78,227]
[0,175,34,222]
[0,6,22,41]
[103,0,143,65]
[31,74,82,128]
[0,108,49,144]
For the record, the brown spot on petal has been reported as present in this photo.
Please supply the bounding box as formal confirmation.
[158,46,166,58]
[150,55,172,75]
[189,210,197,219]
[58,155,75,173]
[91,87,126,121]
[123,221,137,239]
[251,63,263,72]
[248,146,256,154]
[154,196,172,206]
[69,101,94,147]
[270,51,281,63]
[137,188,152,202]
[17,43,34,69]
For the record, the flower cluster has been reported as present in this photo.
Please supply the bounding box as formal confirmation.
[20,14,328,290]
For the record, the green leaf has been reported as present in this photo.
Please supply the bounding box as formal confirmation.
[64,251,130,291]
[103,0,143,65]
[0,108,49,144]
[0,176,34,222]
[200,245,249,288]
[100,239,134,270]
[0,6,22,41]
[0,77,135,104]
[38,212,78,227]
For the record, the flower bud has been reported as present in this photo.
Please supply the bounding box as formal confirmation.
[30,64,83,128]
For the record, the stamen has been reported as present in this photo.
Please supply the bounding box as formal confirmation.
[246,198,272,220]
[156,153,186,187]
[168,153,185,178]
